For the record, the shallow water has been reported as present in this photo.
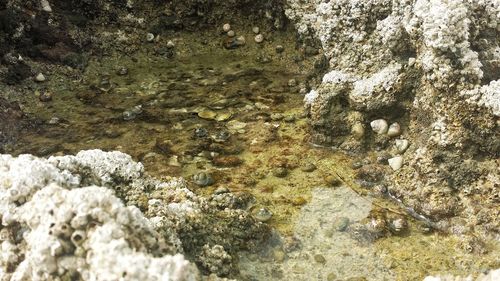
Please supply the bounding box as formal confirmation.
[4,36,499,280]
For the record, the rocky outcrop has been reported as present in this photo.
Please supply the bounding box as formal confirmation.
[0,150,268,280]
[285,0,499,239]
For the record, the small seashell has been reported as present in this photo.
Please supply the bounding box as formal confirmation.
[215,112,232,122]
[235,36,246,46]
[198,110,217,120]
[35,73,46,82]
[227,30,235,37]
[71,230,87,246]
[166,40,175,49]
[254,208,273,222]
[252,27,260,34]
[388,156,403,171]
[387,122,401,137]
[223,23,231,32]
[395,139,409,154]
[254,34,264,43]
[146,33,155,42]
[193,172,214,187]
[370,119,388,134]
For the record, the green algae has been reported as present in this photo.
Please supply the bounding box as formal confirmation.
[4,31,499,280]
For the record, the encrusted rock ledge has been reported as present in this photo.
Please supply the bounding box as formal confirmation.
[0,149,269,280]
[285,0,499,242]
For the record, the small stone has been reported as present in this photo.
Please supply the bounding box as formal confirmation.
[116,67,128,76]
[166,40,175,49]
[314,254,326,264]
[146,33,155,42]
[333,217,350,232]
[273,167,288,178]
[254,208,273,222]
[235,36,246,46]
[395,139,409,154]
[39,91,52,102]
[288,79,297,87]
[227,30,235,37]
[351,123,365,139]
[351,161,363,169]
[198,110,217,120]
[301,163,316,172]
[193,172,214,187]
[370,119,389,134]
[194,127,208,138]
[327,273,337,281]
[48,117,60,125]
[275,45,284,53]
[35,73,46,82]
[223,23,231,32]
[388,156,403,171]
[387,122,401,137]
[214,187,230,195]
[254,34,264,43]
[291,197,307,206]
[252,26,260,34]
[226,120,247,130]
[324,175,342,187]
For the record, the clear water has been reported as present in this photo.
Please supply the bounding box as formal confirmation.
[4,33,498,280]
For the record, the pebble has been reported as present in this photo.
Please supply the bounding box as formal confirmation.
[252,26,260,34]
[193,172,214,187]
[235,36,246,46]
[314,254,326,264]
[288,79,297,87]
[254,208,273,222]
[273,249,286,262]
[370,119,389,134]
[122,105,143,121]
[35,73,46,82]
[324,175,342,187]
[226,120,247,131]
[273,167,288,178]
[48,117,60,125]
[212,130,231,142]
[275,45,284,53]
[301,163,316,172]
[254,34,264,43]
[194,127,208,138]
[146,33,155,42]
[388,156,403,171]
[223,23,231,32]
[227,30,235,37]
[198,110,217,120]
[333,217,350,232]
[213,187,230,195]
[291,197,307,206]
[387,122,401,137]
[166,40,175,49]
[116,67,128,76]
[395,139,409,154]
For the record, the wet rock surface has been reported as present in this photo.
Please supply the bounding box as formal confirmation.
[0,0,499,280]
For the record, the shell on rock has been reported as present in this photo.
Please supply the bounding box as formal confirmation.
[254,34,264,43]
[395,139,409,154]
[387,122,401,137]
[198,110,217,120]
[370,119,388,134]
[388,156,403,171]
[193,172,214,187]
[254,208,273,222]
